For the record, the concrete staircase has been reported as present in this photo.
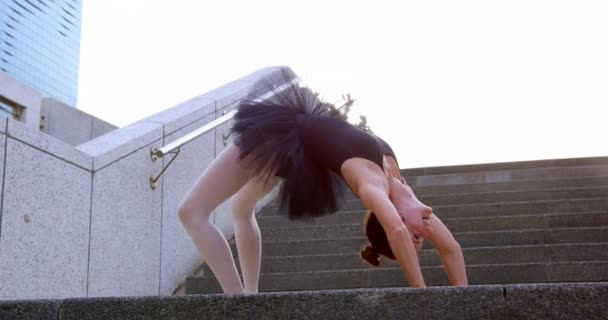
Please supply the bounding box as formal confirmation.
[187,156,608,293]
[3,156,607,319]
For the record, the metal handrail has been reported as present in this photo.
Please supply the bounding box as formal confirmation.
[150,110,236,160]
[151,77,300,159]
[149,77,300,189]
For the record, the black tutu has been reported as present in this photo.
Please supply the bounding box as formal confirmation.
[230,82,347,220]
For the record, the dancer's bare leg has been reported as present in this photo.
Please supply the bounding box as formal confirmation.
[178,144,253,293]
[231,177,280,293]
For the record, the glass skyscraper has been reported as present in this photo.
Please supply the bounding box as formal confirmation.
[0,0,82,107]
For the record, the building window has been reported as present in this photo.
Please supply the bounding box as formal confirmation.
[36,0,50,9]
[0,97,23,120]
[24,0,45,13]
[11,0,36,15]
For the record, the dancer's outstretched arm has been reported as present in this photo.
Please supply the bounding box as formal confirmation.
[348,168,428,289]
[427,215,468,286]
[358,184,426,287]
[343,159,426,287]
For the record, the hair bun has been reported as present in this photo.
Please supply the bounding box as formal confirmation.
[361,245,380,267]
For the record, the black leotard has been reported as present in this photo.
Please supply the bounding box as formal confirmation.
[231,83,398,219]
[297,114,396,176]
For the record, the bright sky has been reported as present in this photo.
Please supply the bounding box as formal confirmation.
[78,1,607,169]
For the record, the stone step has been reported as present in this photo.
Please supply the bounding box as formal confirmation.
[264,175,608,207]
[258,199,608,227]
[400,156,608,176]
[441,211,608,233]
[3,283,607,319]
[413,175,608,196]
[257,226,608,257]
[261,186,608,214]
[418,186,608,206]
[187,261,608,294]
[204,243,608,275]
[259,211,608,242]
[406,164,608,187]
[428,197,608,220]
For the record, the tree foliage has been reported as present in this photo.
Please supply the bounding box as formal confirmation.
[325,93,373,133]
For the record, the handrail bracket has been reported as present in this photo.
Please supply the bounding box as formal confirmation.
[150,148,180,190]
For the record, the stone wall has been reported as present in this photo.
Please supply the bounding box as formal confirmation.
[40,98,117,146]
[0,66,294,300]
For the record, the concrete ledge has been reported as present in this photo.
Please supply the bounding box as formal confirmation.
[92,117,117,139]
[77,66,295,172]
[6,118,92,170]
[77,121,163,170]
[506,282,607,319]
[1,283,606,319]
[0,300,60,319]
[40,98,117,146]
[143,66,295,138]
[204,76,257,112]
[138,96,216,137]
[206,65,297,111]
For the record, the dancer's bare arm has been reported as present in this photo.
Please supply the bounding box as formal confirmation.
[343,158,426,288]
[382,154,466,285]
[358,185,426,287]
[427,215,468,286]
[383,156,402,180]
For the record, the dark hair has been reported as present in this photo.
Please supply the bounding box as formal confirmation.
[361,211,395,267]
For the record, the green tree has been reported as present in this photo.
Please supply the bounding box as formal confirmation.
[330,93,373,133]
[356,114,372,133]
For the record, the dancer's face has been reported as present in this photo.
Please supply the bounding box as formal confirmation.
[398,205,433,252]
[388,176,434,252]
